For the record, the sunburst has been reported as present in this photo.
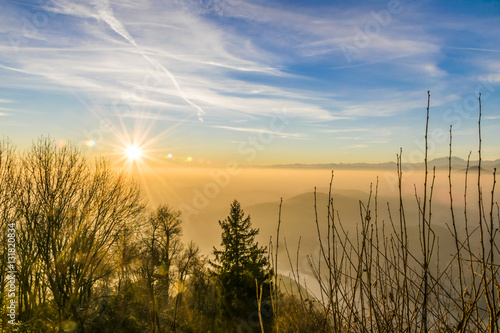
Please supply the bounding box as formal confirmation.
[81,104,195,206]
[125,144,143,161]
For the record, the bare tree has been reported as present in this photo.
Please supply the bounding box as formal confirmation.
[0,139,19,332]
[172,241,200,332]
[139,205,182,332]
[16,137,144,331]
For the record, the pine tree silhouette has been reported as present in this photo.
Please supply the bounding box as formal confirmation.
[211,200,270,323]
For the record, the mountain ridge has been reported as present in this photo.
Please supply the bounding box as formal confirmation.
[261,157,500,170]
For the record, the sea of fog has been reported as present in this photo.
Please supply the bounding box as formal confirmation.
[133,166,498,299]
[134,167,498,250]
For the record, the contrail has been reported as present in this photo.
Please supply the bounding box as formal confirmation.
[92,0,206,122]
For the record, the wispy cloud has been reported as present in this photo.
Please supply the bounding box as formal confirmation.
[91,0,136,46]
[207,1,441,64]
[322,128,369,133]
[324,126,406,139]
[51,0,208,121]
[1,0,345,125]
[211,125,304,139]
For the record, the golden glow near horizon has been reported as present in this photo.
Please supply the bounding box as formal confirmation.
[104,119,189,207]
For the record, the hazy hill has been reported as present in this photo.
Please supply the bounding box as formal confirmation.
[184,188,462,275]
[266,157,500,171]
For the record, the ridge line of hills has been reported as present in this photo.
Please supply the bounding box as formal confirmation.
[263,156,500,170]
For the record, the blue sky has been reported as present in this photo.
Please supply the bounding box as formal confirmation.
[0,0,499,166]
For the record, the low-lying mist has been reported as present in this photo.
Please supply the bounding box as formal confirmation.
[137,166,498,261]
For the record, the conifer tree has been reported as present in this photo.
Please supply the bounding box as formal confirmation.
[211,200,271,325]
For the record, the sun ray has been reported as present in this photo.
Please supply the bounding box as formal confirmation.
[77,97,205,207]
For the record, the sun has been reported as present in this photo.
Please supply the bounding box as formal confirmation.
[125,145,143,161]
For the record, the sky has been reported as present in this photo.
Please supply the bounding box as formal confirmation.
[0,0,500,167]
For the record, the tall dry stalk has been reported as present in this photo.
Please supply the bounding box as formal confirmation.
[271,91,499,332]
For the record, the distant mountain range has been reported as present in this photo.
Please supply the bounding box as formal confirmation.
[265,157,500,171]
